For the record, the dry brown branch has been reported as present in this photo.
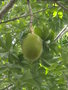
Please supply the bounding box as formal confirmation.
[0,0,16,19]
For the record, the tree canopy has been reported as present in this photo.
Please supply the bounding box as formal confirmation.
[0,0,68,90]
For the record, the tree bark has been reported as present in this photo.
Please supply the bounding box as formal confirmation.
[0,0,16,19]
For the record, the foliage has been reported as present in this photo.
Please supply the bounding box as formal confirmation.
[0,0,68,90]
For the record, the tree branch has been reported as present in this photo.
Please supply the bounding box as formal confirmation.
[0,0,16,19]
[54,25,68,42]
[56,1,68,11]
[0,6,53,24]
[0,13,27,24]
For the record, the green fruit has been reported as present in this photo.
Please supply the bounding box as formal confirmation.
[22,33,43,61]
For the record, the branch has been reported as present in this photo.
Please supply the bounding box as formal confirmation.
[0,6,53,24]
[27,0,34,33]
[54,25,68,42]
[56,1,68,11]
[0,13,27,24]
[0,0,16,19]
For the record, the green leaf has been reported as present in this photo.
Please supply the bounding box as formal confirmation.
[5,33,12,51]
[53,11,57,17]
[58,11,63,19]
[0,37,6,49]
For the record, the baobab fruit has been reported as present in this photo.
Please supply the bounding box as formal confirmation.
[22,33,43,62]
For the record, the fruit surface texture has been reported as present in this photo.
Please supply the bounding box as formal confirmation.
[22,33,43,61]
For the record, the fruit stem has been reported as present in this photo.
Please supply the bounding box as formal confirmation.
[27,0,34,34]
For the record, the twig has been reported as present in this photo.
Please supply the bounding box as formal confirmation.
[0,0,16,19]
[0,13,27,24]
[0,6,53,24]
[27,0,34,34]
[54,25,68,42]
[56,1,68,11]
